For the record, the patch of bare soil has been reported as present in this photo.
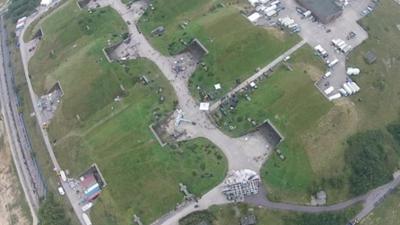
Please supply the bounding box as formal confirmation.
[301,99,360,176]
[299,63,323,82]
[263,27,287,40]
[0,121,30,225]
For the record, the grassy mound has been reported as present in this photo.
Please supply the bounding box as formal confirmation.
[29,1,227,224]
[139,0,299,100]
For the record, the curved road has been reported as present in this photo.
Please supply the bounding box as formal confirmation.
[14,0,400,225]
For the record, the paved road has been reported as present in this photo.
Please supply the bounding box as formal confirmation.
[279,0,369,97]
[0,12,49,225]
[99,0,271,173]
[209,39,307,111]
[352,175,400,222]
[86,0,400,224]
[14,0,400,225]
[17,2,87,225]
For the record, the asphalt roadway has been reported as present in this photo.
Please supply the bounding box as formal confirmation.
[0,13,46,225]
[7,0,400,225]
[15,2,88,225]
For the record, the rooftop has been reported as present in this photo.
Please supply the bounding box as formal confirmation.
[297,0,342,21]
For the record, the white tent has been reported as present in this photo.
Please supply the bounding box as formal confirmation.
[247,12,262,23]
[346,67,360,76]
[199,102,210,111]
[248,0,260,6]
[41,0,53,6]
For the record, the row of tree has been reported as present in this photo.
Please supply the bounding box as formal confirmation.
[345,124,400,195]
[39,193,71,225]
[7,0,40,21]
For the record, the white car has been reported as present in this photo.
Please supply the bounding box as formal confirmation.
[58,186,65,196]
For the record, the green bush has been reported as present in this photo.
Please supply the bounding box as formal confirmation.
[39,193,70,225]
[345,130,395,195]
[284,210,354,225]
[179,210,214,225]
[7,0,40,21]
[387,123,400,146]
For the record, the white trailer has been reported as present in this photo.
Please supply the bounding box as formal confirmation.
[331,39,340,46]
[264,5,277,13]
[82,213,92,225]
[339,88,348,96]
[17,16,27,24]
[349,82,361,92]
[342,83,353,94]
[338,42,347,50]
[328,93,342,101]
[336,40,345,47]
[314,45,328,57]
[270,0,280,5]
[324,86,335,95]
[266,9,277,17]
[81,202,93,212]
[256,5,266,12]
[328,59,339,67]
[16,22,24,30]
[347,82,357,93]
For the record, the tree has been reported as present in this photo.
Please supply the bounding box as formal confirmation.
[345,130,395,195]
[39,193,70,225]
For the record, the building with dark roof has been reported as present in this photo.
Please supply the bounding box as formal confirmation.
[296,0,343,24]
[364,51,377,64]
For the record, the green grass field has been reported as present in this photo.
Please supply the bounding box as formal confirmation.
[212,0,400,203]
[348,0,400,130]
[28,1,227,224]
[360,188,400,225]
[139,0,299,100]
[180,203,360,225]
[213,46,338,202]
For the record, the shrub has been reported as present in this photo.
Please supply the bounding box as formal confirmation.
[345,130,395,195]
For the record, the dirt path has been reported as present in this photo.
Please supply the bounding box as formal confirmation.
[0,121,30,225]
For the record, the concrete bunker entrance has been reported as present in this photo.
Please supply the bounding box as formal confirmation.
[256,120,284,148]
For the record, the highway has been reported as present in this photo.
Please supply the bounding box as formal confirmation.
[0,14,43,225]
